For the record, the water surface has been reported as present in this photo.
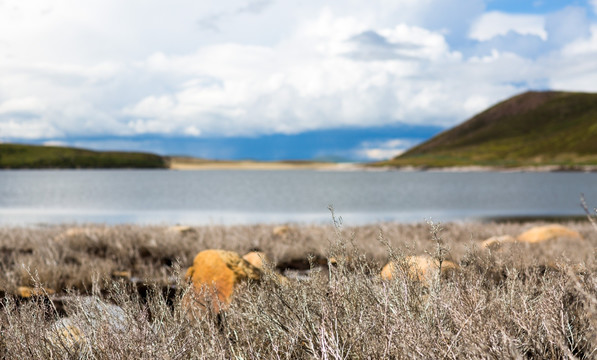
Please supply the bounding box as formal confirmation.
[0,169,595,225]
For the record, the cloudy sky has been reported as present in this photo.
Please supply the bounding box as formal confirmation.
[1,0,597,161]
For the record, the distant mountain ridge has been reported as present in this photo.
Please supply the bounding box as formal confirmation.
[381,91,597,168]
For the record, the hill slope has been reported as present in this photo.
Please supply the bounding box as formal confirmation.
[381,91,597,168]
[0,143,167,169]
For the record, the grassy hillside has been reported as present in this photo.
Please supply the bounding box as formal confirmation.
[379,91,597,168]
[0,143,167,169]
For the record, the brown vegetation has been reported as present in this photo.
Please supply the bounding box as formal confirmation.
[1,220,596,358]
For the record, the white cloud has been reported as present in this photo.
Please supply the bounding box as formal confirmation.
[470,12,547,41]
[561,24,597,56]
[548,25,597,92]
[355,139,419,161]
[0,120,60,139]
[43,140,68,147]
[0,0,596,142]
[0,97,46,115]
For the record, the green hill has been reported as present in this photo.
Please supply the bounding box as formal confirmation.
[379,91,597,168]
[0,143,167,169]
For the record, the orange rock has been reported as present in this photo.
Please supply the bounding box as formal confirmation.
[272,225,290,237]
[48,320,86,351]
[242,251,268,270]
[53,227,107,242]
[111,270,132,280]
[17,286,55,298]
[168,225,195,235]
[185,250,261,312]
[242,251,292,285]
[480,235,517,249]
[381,256,458,284]
[517,224,582,244]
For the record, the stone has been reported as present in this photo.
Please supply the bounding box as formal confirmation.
[168,225,195,235]
[53,227,107,242]
[272,225,290,237]
[480,235,517,249]
[47,318,86,351]
[47,297,126,352]
[17,286,55,298]
[381,255,459,284]
[185,249,261,312]
[53,227,88,241]
[517,224,582,244]
[111,270,132,280]
[242,251,269,270]
[47,318,87,351]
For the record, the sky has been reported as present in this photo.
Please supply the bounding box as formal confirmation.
[1,0,597,161]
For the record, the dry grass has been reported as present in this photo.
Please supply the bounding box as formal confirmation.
[1,218,597,359]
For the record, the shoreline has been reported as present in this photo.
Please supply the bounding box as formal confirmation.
[167,157,365,171]
[169,158,597,172]
[366,164,597,173]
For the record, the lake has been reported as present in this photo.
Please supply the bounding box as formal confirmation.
[0,169,596,225]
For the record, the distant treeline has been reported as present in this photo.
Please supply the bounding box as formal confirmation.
[0,143,167,169]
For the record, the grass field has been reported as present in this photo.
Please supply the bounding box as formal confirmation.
[0,143,166,169]
[379,91,597,169]
[1,217,596,358]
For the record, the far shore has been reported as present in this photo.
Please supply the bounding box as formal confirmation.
[374,164,597,173]
[167,157,365,171]
[167,157,597,172]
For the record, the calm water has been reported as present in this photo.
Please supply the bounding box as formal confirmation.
[0,169,595,225]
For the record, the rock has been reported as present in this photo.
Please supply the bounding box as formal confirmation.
[168,225,195,235]
[47,297,126,352]
[381,255,459,285]
[111,270,132,280]
[242,251,269,270]
[53,227,107,242]
[328,256,352,267]
[47,318,86,351]
[480,235,517,249]
[53,227,88,241]
[272,225,290,238]
[242,251,292,285]
[517,224,582,244]
[17,286,55,298]
[184,249,261,312]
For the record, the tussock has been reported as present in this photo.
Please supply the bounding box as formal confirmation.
[1,219,596,358]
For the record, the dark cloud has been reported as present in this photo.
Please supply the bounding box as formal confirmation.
[237,0,273,14]
[345,30,422,61]
[197,0,274,32]
[469,31,548,59]
[197,13,225,32]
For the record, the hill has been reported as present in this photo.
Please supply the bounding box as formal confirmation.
[0,143,167,169]
[379,91,597,168]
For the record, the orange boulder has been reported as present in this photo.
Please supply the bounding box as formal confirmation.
[480,235,517,250]
[242,251,269,270]
[168,225,195,235]
[517,224,582,244]
[272,225,290,238]
[185,250,261,312]
[17,286,55,298]
[381,255,458,284]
